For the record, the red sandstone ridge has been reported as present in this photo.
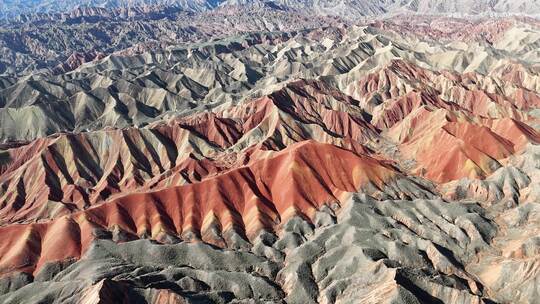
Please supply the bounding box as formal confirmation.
[0,140,399,276]
[0,79,382,225]
[390,108,540,183]
[52,51,106,74]
[352,59,540,121]
[348,59,540,183]
[370,16,521,43]
[1,67,537,232]
[371,91,461,129]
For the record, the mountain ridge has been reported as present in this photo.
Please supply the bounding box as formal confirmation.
[1,3,540,304]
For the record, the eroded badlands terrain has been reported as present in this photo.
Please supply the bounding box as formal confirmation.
[0,12,540,304]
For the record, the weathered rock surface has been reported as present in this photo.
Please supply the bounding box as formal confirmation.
[1,8,540,304]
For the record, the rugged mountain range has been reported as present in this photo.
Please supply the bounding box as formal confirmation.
[1,1,540,304]
[0,0,213,19]
[2,0,540,76]
[2,17,539,143]
[0,4,346,75]
[3,0,540,20]
[0,14,540,303]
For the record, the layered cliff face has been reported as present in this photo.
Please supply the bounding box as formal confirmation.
[1,13,540,304]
